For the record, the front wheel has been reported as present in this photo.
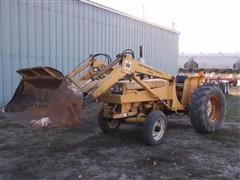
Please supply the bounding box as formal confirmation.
[98,117,120,133]
[143,111,167,146]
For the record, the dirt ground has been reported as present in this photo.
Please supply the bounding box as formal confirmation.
[0,90,240,179]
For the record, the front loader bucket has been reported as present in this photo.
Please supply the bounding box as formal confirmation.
[5,67,83,128]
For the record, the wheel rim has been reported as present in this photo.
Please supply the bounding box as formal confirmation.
[152,118,165,141]
[106,119,119,129]
[207,96,221,123]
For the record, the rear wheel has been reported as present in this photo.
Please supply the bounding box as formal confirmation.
[98,117,120,133]
[143,111,167,146]
[189,84,225,133]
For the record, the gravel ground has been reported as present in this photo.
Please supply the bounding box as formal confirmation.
[0,94,239,180]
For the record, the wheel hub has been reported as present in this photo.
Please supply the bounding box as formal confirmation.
[207,96,221,123]
[152,119,165,141]
[107,119,119,129]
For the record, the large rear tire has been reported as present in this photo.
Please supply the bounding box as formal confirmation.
[143,111,167,146]
[98,117,120,133]
[189,84,225,133]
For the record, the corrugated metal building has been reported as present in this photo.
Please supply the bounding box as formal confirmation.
[0,0,179,107]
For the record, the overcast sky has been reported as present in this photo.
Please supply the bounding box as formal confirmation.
[92,0,240,53]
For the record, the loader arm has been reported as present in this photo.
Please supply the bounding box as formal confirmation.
[67,56,109,81]
[83,54,184,111]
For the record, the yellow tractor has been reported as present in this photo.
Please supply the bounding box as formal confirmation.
[6,50,225,145]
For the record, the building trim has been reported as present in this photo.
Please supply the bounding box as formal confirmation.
[81,0,180,34]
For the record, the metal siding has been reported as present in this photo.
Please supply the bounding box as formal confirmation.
[92,6,98,54]
[109,12,113,55]
[0,0,2,107]
[51,1,57,67]
[73,1,78,68]
[2,1,12,104]
[29,2,35,67]
[116,14,120,55]
[96,7,101,53]
[0,0,178,107]
[105,11,110,55]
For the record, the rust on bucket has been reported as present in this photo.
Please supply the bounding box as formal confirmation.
[5,67,83,128]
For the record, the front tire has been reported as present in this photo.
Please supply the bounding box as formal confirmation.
[98,117,120,133]
[143,111,167,146]
[189,84,225,133]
